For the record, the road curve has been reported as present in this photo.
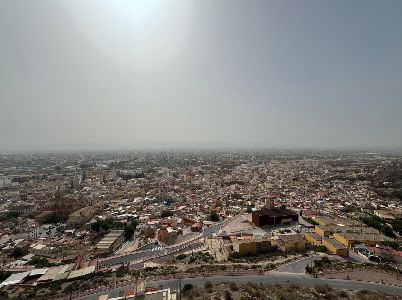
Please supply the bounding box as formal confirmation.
[75,273,402,300]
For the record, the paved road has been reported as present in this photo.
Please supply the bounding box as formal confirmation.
[99,239,203,267]
[99,248,164,267]
[203,222,224,237]
[348,249,371,264]
[99,222,223,268]
[276,255,322,273]
[76,273,402,300]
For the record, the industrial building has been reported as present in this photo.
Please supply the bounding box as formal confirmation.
[252,206,298,227]
[96,230,125,255]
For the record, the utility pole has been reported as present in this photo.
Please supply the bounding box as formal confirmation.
[178,279,182,300]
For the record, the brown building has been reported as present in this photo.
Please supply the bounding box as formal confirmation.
[252,206,298,227]
[67,206,100,226]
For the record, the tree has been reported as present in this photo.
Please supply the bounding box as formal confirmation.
[64,282,80,293]
[160,209,174,218]
[305,265,314,274]
[124,224,135,239]
[27,256,51,267]
[360,214,396,238]
[381,240,400,250]
[381,225,396,239]
[204,281,213,291]
[43,212,67,224]
[209,211,220,222]
[5,211,19,219]
[223,290,233,300]
[0,271,11,282]
[181,283,194,294]
[130,219,139,230]
[91,218,123,233]
[11,248,25,259]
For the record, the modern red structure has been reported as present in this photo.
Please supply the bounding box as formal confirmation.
[252,206,298,227]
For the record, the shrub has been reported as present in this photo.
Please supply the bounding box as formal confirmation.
[27,256,51,267]
[116,267,129,277]
[314,284,333,294]
[205,281,213,291]
[223,290,233,300]
[176,254,186,261]
[229,282,238,291]
[181,283,194,294]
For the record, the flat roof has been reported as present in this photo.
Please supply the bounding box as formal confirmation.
[253,207,297,217]
[305,232,322,240]
[323,237,347,249]
[0,271,30,287]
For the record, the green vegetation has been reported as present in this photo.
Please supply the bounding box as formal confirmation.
[381,240,400,250]
[124,218,140,238]
[10,248,26,259]
[43,212,67,224]
[313,256,331,268]
[130,219,139,229]
[187,252,213,264]
[181,283,194,294]
[160,209,174,218]
[359,214,396,238]
[229,245,282,263]
[389,219,402,236]
[303,216,319,225]
[204,281,213,291]
[0,290,8,299]
[91,218,124,232]
[115,266,130,277]
[64,282,81,294]
[379,252,397,264]
[27,256,51,267]
[209,211,220,222]
[124,224,135,239]
[176,253,187,261]
[0,211,20,222]
[0,270,11,282]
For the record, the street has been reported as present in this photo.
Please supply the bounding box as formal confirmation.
[75,273,402,300]
[275,255,322,273]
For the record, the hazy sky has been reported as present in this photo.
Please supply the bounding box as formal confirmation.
[1,0,401,151]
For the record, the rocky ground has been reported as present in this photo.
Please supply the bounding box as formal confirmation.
[181,282,402,300]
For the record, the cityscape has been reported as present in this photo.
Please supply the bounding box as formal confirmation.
[1,0,402,299]
[0,150,401,299]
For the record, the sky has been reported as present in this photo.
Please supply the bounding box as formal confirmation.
[1,0,402,151]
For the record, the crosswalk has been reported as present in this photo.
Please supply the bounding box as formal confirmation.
[151,246,163,252]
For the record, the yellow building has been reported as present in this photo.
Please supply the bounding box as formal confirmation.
[314,216,336,226]
[232,238,271,256]
[322,237,349,257]
[315,226,338,237]
[304,232,322,245]
[334,232,393,247]
[271,234,306,252]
